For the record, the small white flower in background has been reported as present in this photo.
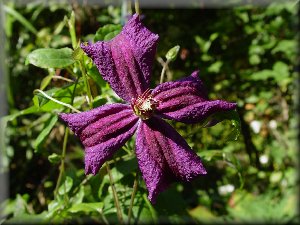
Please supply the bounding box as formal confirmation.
[218,184,235,196]
[269,120,277,129]
[250,120,261,134]
[259,154,269,165]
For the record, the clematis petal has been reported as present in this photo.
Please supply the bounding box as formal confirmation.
[81,14,159,102]
[152,71,237,124]
[135,117,206,203]
[59,104,139,175]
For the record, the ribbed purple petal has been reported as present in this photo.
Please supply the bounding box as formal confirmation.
[59,104,139,175]
[135,117,206,203]
[81,14,159,102]
[152,71,237,124]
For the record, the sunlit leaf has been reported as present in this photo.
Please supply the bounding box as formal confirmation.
[58,176,73,195]
[202,110,241,141]
[70,186,85,205]
[94,24,122,42]
[33,115,58,152]
[48,153,61,164]
[40,74,53,91]
[87,65,106,88]
[2,106,39,124]
[26,48,75,68]
[69,202,104,213]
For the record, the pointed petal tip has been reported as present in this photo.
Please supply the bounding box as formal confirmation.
[201,167,207,175]
[80,42,96,58]
[131,13,139,20]
[191,70,200,78]
[85,168,96,176]
[147,183,170,205]
[58,112,71,123]
[85,160,101,176]
[220,100,238,110]
[148,194,157,204]
[231,102,238,108]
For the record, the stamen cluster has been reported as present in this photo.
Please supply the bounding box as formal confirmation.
[131,89,159,120]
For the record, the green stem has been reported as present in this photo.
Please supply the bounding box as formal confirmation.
[106,162,124,224]
[79,60,93,109]
[69,11,77,49]
[143,194,157,223]
[127,172,139,224]
[79,55,123,224]
[135,0,140,15]
[54,127,69,196]
[52,75,74,83]
[54,79,78,197]
[33,89,80,113]
[159,59,170,84]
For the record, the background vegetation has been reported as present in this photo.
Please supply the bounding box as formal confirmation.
[1,0,298,224]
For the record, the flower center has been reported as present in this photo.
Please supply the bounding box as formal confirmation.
[131,89,159,120]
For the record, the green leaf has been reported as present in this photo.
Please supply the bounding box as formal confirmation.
[273,61,289,77]
[70,185,85,205]
[203,110,241,141]
[26,48,75,69]
[94,24,122,42]
[207,61,223,73]
[166,45,180,62]
[69,202,103,213]
[195,36,205,49]
[92,95,107,108]
[40,74,53,91]
[2,106,39,124]
[249,54,261,65]
[227,189,297,223]
[2,212,48,224]
[58,176,73,195]
[3,5,38,35]
[199,150,243,188]
[72,46,84,61]
[249,45,265,55]
[48,153,61,164]
[251,70,274,81]
[87,65,106,88]
[33,115,58,152]
[271,39,297,59]
[209,32,219,42]
[33,81,84,112]
[188,205,221,223]
[251,62,289,83]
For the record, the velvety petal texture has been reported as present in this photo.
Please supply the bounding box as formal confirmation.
[135,117,207,203]
[59,104,139,175]
[59,14,240,204]
[81,14,159,102]
[152,71,237,124]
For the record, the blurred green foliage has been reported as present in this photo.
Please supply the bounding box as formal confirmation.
[1,0,298,224]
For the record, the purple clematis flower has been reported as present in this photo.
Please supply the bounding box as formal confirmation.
[59,14,236,204]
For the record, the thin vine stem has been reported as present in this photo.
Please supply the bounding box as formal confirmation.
[79,55,124,224]
[54,128,69,196]
[160,59,170,84]
[79,60,93,108]
[134,0,140,15]
[54,79,79,197]
[127,172,139,224]
[52,75,74,83]
[106,162,124,224]
[33,89,80,113]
